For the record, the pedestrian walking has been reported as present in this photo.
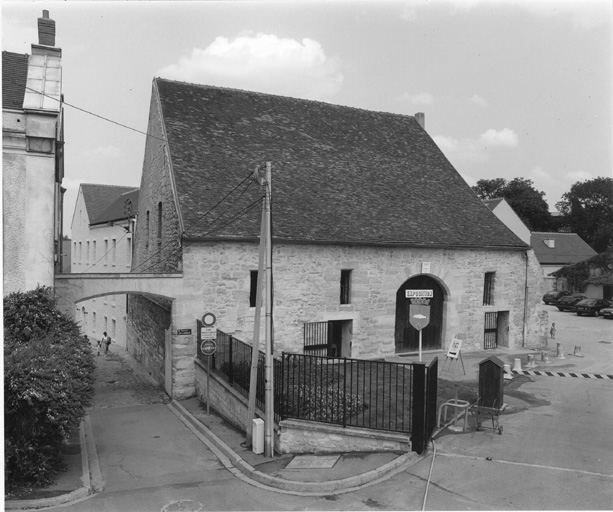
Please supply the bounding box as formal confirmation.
[550,322,556,339]
[101,332,112,356]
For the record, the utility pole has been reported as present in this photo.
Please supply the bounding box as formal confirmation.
[264,161,274,458]
[245,176,266,447]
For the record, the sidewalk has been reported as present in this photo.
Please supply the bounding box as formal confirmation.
[7,323,610,509]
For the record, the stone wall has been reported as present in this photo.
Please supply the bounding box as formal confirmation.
[175,242,547,363]
[132,82,182,274]
[127,294,171,386]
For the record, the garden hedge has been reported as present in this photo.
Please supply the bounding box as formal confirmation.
[4,286,95,492]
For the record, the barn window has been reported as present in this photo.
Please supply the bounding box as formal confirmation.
[483,272,495,306]
[340,269,352,304]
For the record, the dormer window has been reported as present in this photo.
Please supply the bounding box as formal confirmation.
[544,239,555,248]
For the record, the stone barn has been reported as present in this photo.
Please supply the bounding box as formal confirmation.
[128,78,547,399]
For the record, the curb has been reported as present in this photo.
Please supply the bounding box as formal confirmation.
[167,400,417,496]
[5,416,101,510]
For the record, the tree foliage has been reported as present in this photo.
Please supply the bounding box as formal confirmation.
[472,177,553,231]
[555,177,613,253]
[4,286,95,493]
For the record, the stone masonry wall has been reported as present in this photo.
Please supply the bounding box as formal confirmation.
[174,242,546,365]
[132,81,182,274]
[127,294,171,386]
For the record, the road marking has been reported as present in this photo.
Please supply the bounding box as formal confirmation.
[438,452,613,479]
[511,369,613,380]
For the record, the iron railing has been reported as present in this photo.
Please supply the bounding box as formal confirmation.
[278,353,413,433]
[199,331,437,442]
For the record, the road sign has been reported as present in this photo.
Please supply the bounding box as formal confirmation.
[177,328,192,335]
[201,339,217,356]
[200,326,216,338]
[409,303,431,330]
[202,312,216,326]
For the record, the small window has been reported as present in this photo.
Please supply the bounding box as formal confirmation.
[157,202,163,239]
[249,270,258,307]
[483,272,495,306]
[340,269,352,305]
[104,239,109,265]
[111,238,117,266]
[126,237,132,267]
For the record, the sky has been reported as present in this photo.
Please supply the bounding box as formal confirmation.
[3,0,611,236]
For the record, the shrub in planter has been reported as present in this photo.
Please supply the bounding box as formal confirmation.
[4,286,95,492]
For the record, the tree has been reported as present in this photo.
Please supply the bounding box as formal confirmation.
[472,177,553,231]
[556,177,613,253]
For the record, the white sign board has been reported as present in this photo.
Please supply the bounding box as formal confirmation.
[447,339,462,359]
[201,326,216,339]
[406,289,434,298]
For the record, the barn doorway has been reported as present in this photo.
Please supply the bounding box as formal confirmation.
[395,275,445,353]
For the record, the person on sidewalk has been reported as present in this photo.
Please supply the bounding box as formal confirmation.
[101,332,112,356]
[550,323,556,339]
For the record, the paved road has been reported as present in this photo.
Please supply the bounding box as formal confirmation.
[60,309,611,511]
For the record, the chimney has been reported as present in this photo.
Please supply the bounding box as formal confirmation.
[38,10,56,47]
[415,112,425,130]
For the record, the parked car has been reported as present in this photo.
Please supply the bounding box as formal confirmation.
[542,290,571,305]
[575,299,613,317]
[600,305,613,319]
[555,294,588,312]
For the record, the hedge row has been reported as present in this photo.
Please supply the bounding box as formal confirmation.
[4,286,95,492]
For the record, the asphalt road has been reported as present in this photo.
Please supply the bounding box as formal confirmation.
[55,305,612,511]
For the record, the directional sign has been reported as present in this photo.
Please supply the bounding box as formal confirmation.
[201,339,217,356]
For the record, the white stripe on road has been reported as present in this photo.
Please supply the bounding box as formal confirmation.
[437,452,613,479]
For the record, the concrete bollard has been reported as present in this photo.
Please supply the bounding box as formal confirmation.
[573,346,583,357]
[503,363,513,380]
[512,358,522,372]
[527,354,537,368]
[541,351,550,364]
[556,343,566,359]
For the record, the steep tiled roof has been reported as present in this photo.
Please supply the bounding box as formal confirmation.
[80,184,138,225]
[156,78,527,249]
[2,51,29,110]
[531,232,597,265]
[91,188,139,225]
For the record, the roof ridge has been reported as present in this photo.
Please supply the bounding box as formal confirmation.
[154,77,420,121]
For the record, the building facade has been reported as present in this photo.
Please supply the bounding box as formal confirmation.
[2,11,65,294]
[71,183,138,347]
[128,79,548,398]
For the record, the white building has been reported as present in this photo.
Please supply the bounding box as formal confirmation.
[71,183,138,347]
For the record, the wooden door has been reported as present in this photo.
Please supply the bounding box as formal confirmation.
[395,275,444,353]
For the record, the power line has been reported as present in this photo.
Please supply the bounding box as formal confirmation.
[11,79,167,143]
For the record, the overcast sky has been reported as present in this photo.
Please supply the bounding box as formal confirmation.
[3,0,611,236]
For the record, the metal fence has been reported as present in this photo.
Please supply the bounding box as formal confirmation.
[198,331,437,450]
[278,353,413,433]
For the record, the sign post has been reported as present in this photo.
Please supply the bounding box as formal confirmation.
[407,290,433,362]
[200,313,217,415]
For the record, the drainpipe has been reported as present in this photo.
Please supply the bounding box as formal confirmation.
[523,250,529,348]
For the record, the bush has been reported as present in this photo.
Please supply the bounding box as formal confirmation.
[4,286,95,492]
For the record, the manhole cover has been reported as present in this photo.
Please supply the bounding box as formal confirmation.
[286,454,340,469]
[161,500,202,512]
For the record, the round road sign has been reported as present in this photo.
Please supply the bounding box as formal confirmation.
[201,339,217,356]
[202,312,216,327]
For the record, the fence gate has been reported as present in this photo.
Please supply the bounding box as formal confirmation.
[484,312,498,349]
